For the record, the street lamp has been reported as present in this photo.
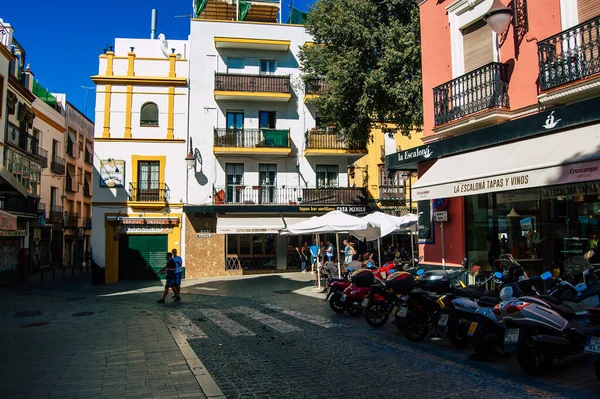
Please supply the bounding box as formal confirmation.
[483,0,513,34]
[484,0,529,57]
[185,138,196,169]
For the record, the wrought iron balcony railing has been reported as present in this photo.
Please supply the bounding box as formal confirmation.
[214,73,291,93]
[214,128,290,148]
[49,205,63,222]
[51,155,66,175]
[379,185,406,201]
[5,122,39,157]
[1,196,39,215]
[212,185,367,206]
[64,212,79,227]
[83,217,92,228]
[538,16,600,91]
[305,79,328,94]
[128,182,170,203]
[433,62,510,126]
[305,130,367,151]
[38,147,48,168]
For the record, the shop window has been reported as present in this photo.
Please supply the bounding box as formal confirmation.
[140,102,159,126]
[226,234,278,270]
[316,165,339,188]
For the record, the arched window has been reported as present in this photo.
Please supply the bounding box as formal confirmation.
[140,102,159,126]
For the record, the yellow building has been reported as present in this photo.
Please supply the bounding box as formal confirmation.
[349,127,423,215]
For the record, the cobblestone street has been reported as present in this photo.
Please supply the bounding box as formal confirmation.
[1,273,600,399]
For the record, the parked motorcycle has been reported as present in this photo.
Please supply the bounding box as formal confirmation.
[583,307,600,381]
[363,271,415,328]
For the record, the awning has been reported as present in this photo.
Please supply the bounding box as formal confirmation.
[412,124,600,201]
[217,216,306,234]
[0,165,27,198]
[0,209,17,231]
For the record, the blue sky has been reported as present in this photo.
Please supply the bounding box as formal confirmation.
[3,0,312,121]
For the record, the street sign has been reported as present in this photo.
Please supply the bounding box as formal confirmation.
[434,211,448,222]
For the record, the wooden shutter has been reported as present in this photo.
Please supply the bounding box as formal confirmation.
[462,19,494,72]
[578,0,600,23]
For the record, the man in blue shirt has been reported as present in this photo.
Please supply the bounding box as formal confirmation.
[172,248,183,301]
[309,241,318,274]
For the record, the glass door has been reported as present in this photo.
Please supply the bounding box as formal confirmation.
[259,164,277,204]
[226,163,244,203]
[138,161,160,201]
[226,111,244,147]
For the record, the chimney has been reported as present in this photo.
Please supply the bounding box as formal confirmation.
[151,9,157,39]
[0,18,14,49]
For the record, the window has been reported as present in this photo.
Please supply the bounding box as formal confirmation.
[259,164,277,204]
[462,19,494,73]
[259,111,276,129]
[227,57,245,72]
[225,163,244,203]
[52,139,60,159]
[260,60,276,75]
[578,0,600,22]
[138,161,160,201]
[140,102,159,126]
[316,165,339,188]
[378,165,404,200]
[0,74,4,119]
[226,111,244,130]
[67,130,76,157]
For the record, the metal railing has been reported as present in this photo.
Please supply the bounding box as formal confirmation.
[49,205,63,222]
[433,62,510,126]
[379,185,406,201]
[83,217,92,228]
[214,73,291,93]
[306,130,367,151]
[538,15,600,91]
[51,155,65,175]
[128,182,170,203]
[64,212,79,227]
[214,128,290,148]
[38,147,48,168]
[212,185,367,206]
[305,79,328,94]
[1,196,39,215]
[5,122,39,157]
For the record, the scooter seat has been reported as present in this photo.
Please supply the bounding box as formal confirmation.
[477,296,499,307]
[537,297,576,321]
[411,289,442,299]
[454,285,485,299]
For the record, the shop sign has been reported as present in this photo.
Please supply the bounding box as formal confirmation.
[196,230,213,238]
[541,181,600,199]
[64,229,76,236]
[298,206,367,214]
[121,218,178,225]
[0,229,26,237]
[99,159,125,187]
[124,226,173,234]
[0,211,17,231]
[433,211,448,222]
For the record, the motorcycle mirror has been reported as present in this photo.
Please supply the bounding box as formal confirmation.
[416,269,425,276]
[540,271,553,281]
[494,271,503,279]
[585,250,595,260]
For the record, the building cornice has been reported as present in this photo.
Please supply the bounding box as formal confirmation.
[90,75,188,87]
[93,138,186,143]
[0,45,14,61]
[538,75,600,105]
[8,75,36,103]
[446,0,490,14]
[33,107,66,133]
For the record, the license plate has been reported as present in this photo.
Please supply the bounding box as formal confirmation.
[341,294,347,302]
[467,322,478,337]
[438,314,449,327]
[584,337,600,354]
[504,328,519,345]
[361,298,369,307]
[391,306,398,316]
[397,306,408,317]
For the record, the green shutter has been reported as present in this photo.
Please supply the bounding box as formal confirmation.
[120,235,169,280]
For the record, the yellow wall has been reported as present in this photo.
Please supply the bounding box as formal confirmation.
[350,127,423,211]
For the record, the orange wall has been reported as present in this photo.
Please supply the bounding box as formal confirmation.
[419,0,453,138]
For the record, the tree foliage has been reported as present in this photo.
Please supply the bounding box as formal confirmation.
[300,0,423,143]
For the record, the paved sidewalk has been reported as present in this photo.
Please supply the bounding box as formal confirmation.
[0,274,209,399]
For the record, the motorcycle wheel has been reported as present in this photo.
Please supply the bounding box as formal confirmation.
[395,315,404,333]
[328,292,345,314]
[402,310,430,342]
[365,301,390,327]
[516,342,554,376]
[446,313,473,348]
[471,325,499,359]
[345,300,363,317]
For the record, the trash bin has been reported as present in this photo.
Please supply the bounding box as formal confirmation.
[91,261,105,284]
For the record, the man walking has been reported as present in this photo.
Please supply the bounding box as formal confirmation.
[157,253,177,303]
[326,241,334,262]
[172,248,183,301]
[309,241,319,274]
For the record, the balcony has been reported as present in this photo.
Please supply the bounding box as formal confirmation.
[538,16,600,99]
[379,185,406,201]
[38,147,48,168]
[128,182,170,208]
[214,37,290,51]
[214,73,291,102]
[64,212,79,228]
[304,79,328,102]
[1,196,39,215]
[213,128,291,156]
[304,130,367,159]
[38,202,46,217]
[5,122,40,158]
[50,155,65,175]
[82,217,92,229]
[433,62,510,127]
[213,185,368,206]
[49,205,63,222]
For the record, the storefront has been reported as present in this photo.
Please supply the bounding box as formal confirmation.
[0,210,23,284]
[387,96,600,274]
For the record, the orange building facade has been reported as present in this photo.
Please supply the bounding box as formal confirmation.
[387,0,600,275]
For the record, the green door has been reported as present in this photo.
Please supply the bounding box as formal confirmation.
[119,235,169,280]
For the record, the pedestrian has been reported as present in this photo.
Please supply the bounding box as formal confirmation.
[157,253,177,303]
[296,242,308,272]
[309,241,319,274]
[172,248,183,301]
[326,240,334,262]
[341,240,355,265]
[319,241,326,266]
